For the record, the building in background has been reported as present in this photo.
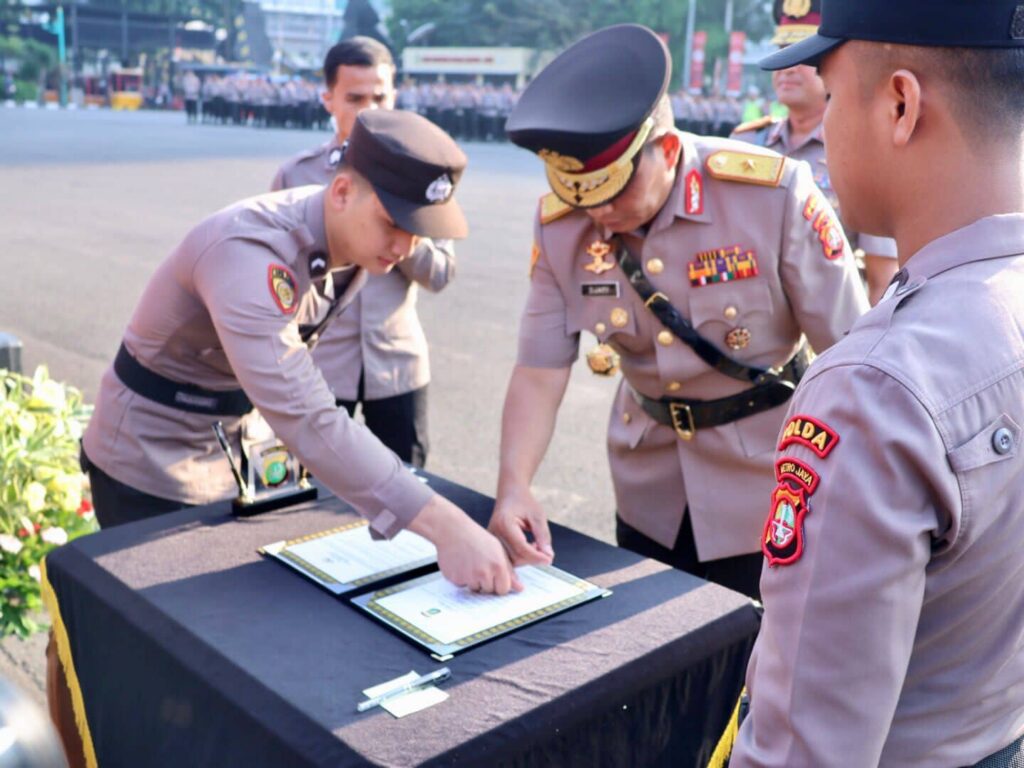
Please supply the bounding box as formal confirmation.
[401,46,541,88]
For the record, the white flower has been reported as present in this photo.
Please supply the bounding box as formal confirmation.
[24,482,47,513]
[0,535,23,555]
[40,527,68,546]
[28,379,66,410]
[16,411,36,436]
[28,564,41,581]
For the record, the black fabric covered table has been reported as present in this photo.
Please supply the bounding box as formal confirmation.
[44,473,759,767]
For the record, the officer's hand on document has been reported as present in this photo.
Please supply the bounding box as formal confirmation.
[409,494,523,595]
[488,488,555,568]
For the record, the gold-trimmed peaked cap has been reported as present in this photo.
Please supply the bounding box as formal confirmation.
[506,24,671,209]
[771,0,822,46]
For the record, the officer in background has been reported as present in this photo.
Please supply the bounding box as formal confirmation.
[729,1,1024,764]
[488,24,867,599]
[273,37,450,467]
[732,0,899,305]
[80,110,518,594]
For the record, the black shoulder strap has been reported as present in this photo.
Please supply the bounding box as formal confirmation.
[613,237,779,385]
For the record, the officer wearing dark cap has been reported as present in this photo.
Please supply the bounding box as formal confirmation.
[487,24,867,599]
[80,109,519,594]
[732,0,900,305]
[728,1,1024,765]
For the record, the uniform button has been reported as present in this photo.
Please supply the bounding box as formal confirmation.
[657,330,673,346]
[993,427,1014,455]
[646,258,664,275]
[610,308,629,328]
[666,381,682,392]
[723,305,738,320]
[595,322,607,334]
[622,412,632,424]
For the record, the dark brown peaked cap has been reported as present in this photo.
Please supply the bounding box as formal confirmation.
[505,24,671,208]
[345,109,468,239]
[762,0,1024,70]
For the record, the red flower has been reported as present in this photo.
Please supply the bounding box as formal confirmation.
[78,499,93,514]
[33,523,41,532]
[16,528,29,538]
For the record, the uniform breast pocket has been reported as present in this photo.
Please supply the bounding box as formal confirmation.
[687,280,774,339]
[567,293,638,345]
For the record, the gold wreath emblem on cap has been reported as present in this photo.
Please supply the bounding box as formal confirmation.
[544,117,654,209]
[782,0,811,17]
[538,149,584,173]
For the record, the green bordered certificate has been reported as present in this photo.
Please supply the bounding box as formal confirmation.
[260,521,437,596]
[351,565,611,660]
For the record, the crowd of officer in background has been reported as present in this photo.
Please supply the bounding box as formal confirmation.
[181,70,329,129]
[180,68,762,143]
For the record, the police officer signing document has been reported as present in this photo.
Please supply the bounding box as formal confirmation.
[731,1,1024,765]
[488,24,867,599]
[82,110,521,596]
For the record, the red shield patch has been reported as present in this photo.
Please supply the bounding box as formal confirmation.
[763,480,810,567]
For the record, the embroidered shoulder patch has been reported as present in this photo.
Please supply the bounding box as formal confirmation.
[268,264,297,314]
[803,195,846,260]
[539,192,572,225]
[763,476,811,567]
[684,169,704,215]
[778,415,839,458]
[775,456,819,494]
[705,150,784,187]
[765,442,827,569]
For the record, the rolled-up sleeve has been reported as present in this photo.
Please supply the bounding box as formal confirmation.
[193,242,433,536]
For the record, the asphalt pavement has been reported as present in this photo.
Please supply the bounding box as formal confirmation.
[0,106,619,702]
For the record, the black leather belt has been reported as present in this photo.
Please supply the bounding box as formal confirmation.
[630,347,809,441]
[114,343,252,416]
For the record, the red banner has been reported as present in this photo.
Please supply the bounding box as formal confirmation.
[726,31,747,96]
[689,31,707,94]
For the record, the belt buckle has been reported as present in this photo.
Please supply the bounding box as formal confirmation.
[669,402,696,441]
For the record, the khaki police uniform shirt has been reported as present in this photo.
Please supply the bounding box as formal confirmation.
[732,214,1024,766]
[271,137,455,400]
[732,118,898,259]
[82,186,433,538]
[519,132,869,560]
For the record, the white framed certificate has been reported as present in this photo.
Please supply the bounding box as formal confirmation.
[351,565,611,660]
[260,521,437,595]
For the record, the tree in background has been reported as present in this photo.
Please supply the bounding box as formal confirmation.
[387,0,774,89]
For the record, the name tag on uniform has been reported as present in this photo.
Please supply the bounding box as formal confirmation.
[581,281,620,298]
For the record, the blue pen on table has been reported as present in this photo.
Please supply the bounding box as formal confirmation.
[357,667,452,713]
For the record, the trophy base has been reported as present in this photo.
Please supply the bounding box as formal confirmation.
[232,485,319,517]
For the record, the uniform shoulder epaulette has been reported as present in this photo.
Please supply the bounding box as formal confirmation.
[705,149,785,188]
[539,192,573,225]
[731,115,775,135]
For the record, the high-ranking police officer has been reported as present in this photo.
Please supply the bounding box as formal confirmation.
[81,110,519,595]
[728,1,1024,765]
[273,37,449,467]
[732,0,899,305]
[487,24,868,599]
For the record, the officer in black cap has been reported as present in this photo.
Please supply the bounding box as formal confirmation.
[487,24,866,599]
[81,108,517,585]
[727,2,1024,765]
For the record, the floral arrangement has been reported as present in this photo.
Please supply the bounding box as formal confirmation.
[0,367,95,638]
